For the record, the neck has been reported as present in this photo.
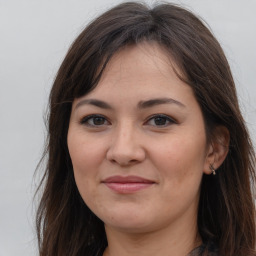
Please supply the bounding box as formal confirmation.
[103,212,201,256]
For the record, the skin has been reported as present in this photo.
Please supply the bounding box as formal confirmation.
[67,42,226,256]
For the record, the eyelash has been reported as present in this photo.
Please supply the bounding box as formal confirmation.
[145,114,177,127]
[80,114,110,127]
[80,114,177,128]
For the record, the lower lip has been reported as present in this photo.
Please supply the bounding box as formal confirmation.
[103,182,154,193]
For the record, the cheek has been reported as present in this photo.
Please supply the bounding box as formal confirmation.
[67,130,107,201]
[68,130,105,173]
[150,133,207,189]
[152,137,205,209]
[154,135,206,167]
[67,134,106,216]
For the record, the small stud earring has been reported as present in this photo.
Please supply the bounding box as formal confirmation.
[210,164,216,175]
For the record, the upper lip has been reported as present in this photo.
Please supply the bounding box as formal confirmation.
[102,175,155,184]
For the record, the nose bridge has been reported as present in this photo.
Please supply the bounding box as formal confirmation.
[116,120,134,143]
[106,120,145,165]
[112,121,138,153]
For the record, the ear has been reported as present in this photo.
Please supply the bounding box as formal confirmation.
[203,126,230,175]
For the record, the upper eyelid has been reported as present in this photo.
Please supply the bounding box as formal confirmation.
[145,114,177,123]
[80,114,110,124]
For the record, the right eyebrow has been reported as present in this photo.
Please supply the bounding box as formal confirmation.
[75,99,113,110]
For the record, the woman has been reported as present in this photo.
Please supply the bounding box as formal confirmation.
[36,2,256,256]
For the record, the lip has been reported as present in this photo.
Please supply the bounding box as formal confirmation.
[102,175,156,194]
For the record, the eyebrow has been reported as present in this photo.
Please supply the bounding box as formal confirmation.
[75,99,113,109]
[75,97,185,110]
[138,98,185,109]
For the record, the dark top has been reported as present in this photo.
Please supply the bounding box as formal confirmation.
[188,243,219,256]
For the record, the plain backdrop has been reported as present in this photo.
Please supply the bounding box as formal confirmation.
[0,0,255,255]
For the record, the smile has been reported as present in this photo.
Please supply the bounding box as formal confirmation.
[102,175,156,193]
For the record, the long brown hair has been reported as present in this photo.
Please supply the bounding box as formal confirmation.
[36,2,256,255]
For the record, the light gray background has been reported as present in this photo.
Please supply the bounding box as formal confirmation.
[0,0,255,255]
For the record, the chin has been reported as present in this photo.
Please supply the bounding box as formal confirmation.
[100,209,157,233]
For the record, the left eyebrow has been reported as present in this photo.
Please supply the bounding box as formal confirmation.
[137,98,186,109]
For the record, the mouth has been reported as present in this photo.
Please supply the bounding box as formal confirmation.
[101,175,156,194]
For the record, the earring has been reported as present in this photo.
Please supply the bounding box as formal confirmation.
[210,164,216,175]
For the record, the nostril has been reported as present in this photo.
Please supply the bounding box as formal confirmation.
[106,135,146,165]
[106,150,143,166]
[109,158,138,166]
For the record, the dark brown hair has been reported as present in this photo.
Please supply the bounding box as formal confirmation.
[36,2,256,255]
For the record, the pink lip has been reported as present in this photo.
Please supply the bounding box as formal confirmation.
[102,175,155,194]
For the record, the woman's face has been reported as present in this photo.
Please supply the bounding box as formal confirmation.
[68,43,212,234]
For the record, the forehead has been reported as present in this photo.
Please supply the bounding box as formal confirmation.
[81,42,193,103]
[99,42,178,84]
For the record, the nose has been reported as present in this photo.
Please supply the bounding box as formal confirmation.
[106,123,146,166]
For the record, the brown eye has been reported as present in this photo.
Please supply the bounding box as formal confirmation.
[154,116,168,126]
[146,114,176,127]
[91,117,106,125]
[81,115,110,127]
